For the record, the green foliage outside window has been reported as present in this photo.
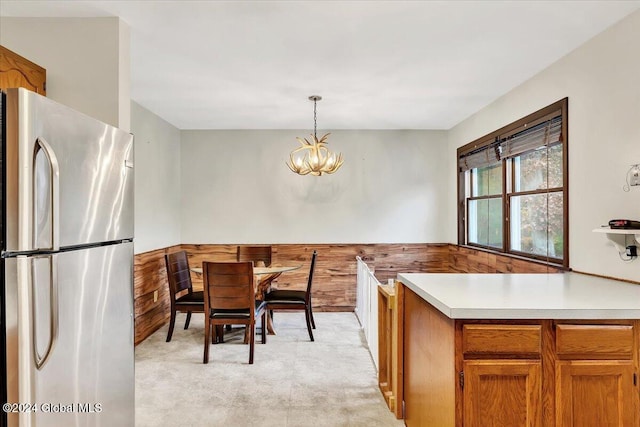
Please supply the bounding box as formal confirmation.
[511,144,563,258]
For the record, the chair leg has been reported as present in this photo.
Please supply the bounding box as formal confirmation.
[309,304,316,329]
[166,309,176,342]
[304,306,314,342]
[249,321,255,364]
[203,321,211,364]
[214,325,224,344]
[184,311,192,329]
[261,312,266,344]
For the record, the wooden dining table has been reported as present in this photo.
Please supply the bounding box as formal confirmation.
[190,264,301,334]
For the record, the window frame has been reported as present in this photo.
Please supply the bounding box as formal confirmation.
[457,98,569,268]
[466,164,504,249]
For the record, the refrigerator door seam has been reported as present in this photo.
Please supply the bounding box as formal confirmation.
[1,238,134,258]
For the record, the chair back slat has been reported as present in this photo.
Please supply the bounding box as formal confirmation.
[237,245,272,266]
[210,286,251,299]
[165,251,193,295]
[203,261,254,312]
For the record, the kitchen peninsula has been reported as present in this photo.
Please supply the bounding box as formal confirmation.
[397,272,640,427]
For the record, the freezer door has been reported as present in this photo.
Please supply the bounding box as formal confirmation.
[6,242,134,427]
[4,88,134,252]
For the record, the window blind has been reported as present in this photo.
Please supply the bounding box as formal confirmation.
[458,143,501,172]
[499,115,562,159]
[458,115,562,172]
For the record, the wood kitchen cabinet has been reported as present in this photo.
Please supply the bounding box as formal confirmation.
[554,324,638,427]
[461,324,543,427]
[0,45,46,95]
[403,284,455,426]
[556,361,635,426]
[463,360,541,427]
[401,285,640,427]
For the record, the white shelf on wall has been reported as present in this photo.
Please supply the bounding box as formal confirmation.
[593,227,640,253]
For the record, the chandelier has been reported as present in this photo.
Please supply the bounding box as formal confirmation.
[286,95,344,176]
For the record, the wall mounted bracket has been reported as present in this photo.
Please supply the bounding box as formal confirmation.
[593,228,640,254]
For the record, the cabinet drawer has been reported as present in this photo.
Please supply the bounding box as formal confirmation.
[463,324,541,356]
[556,325,634,359]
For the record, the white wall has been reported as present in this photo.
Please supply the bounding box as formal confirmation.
[117,20,131,131]
[180,130,448,244]
[131,101,182,254]
[447,10,640,282]
[0,17,130,130]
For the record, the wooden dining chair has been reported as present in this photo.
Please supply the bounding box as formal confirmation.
[237,245,272,267]
[165,251,204,342]
[202,261,267,364]
[238,245,274,307]
[264,250,317,341]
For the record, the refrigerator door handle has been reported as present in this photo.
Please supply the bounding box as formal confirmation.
[33,137,60,251]
[31,254,59,370]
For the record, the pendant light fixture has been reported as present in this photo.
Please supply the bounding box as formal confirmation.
[286,95,344,176]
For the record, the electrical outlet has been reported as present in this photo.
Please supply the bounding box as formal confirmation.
[630,165,640,186]
[626,245,637,258]
[153,290,158,303]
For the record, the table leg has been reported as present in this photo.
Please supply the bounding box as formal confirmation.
[266,311,276,335]
[257,272,282,335]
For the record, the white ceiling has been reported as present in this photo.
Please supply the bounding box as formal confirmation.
[1,1,639,130]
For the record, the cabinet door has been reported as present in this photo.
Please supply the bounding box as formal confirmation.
[463,360,541,427]
[0,45,46,95]
[556,361,636,427]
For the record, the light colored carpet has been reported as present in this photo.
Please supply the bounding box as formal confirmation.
[135,312,404,427]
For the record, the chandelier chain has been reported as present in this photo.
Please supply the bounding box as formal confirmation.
[313,98,317,139]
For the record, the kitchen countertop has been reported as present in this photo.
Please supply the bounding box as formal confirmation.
[397,272,640,319]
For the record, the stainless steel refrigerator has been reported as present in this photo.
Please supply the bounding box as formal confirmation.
[0,88,134,427]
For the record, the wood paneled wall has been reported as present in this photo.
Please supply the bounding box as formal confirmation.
[449,246,562,274]
[133,243,558,345]
[182,243,450,312]
[133,245,181,345]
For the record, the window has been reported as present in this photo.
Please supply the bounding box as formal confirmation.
[457,99,568,267]
[468,164,503,249]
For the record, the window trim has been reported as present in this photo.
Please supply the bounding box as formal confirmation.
[457,98,569,268]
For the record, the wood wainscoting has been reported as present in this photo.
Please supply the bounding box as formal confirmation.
[181,243,450,312]
[133,243,558,345]
[449,245,562,274]
[133,245,181,345]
